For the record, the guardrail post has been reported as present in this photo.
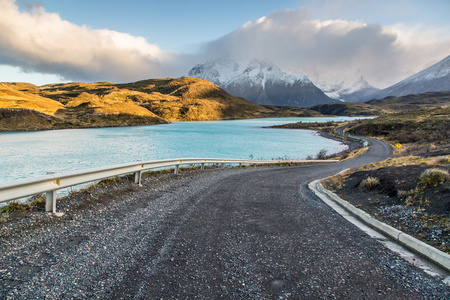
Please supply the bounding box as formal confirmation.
[174,165,179,175]
[135,171,142,185]
[201,163,204,170]
[46,190,56,213]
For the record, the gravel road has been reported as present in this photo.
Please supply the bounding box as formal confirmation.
[1,137,449,299]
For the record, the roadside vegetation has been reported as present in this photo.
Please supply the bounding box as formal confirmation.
[317,103,449,253]
[322,161,449,253]
[347,107,449,157]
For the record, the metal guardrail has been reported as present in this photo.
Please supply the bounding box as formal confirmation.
[0,157,338,213]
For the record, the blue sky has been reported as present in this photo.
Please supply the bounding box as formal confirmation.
[33,0,299,52]
[1,0,449,87]
[27,0,450,51]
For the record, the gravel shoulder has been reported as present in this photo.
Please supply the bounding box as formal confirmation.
[1,140,449,298]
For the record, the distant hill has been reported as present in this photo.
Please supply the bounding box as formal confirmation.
[366,91,450,112]
[0,78,318,131]
[347,106,450,157]
[310,91,450,116]
[310,102,387,116]
[373,55,450,99]
[188,59,334,107]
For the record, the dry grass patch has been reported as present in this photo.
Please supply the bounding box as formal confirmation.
[358,176,380,191]
[420,168,450,186]
[321,173,349,192]
[339,147,369,161]
[435,156,450,164]
[357,155,437,171]
[397,187,421,206]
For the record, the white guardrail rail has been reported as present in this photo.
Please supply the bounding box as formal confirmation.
[0,158,338,213]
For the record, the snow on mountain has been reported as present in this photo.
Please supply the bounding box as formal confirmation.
[189,58,304,87]
[374,55,450,99]
[308,72,380,102]
[187,59,334,107]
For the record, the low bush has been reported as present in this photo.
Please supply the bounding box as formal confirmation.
[98,176,122,187]
[358,176,380,191]
[397,187,421,206]
[0,202,27,213]
[435,156,450,164]
[420,168,450,186]
[29,194,45,207]
[322,174,346,191]
[316,149,328,160]
[0,211,9,223]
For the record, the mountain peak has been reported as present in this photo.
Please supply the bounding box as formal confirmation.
[403,55,450,83]
[187,58,333,107]
[307,70,380,102]
[374,54,450,99]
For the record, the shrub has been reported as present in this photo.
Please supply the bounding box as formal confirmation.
[322,174,346,191]
[0,212,9,223]
[0,202,27,213]
[98,176,121,187]
[397,188,420,199]
[420,168,450,186]
[336,149,351,160]
[397,187,420,206]
[397,133,420,143]
[435,156,450,164]
[30,194,45,207]
[316,149,328,160]
[359,176,380,191]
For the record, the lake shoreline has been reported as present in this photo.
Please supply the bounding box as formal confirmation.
[271,123,363,155]
[0,113,335,133]
[314,129,362,152]
[0,117,364,183]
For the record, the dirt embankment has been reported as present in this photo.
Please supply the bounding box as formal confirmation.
[323,162,450,253]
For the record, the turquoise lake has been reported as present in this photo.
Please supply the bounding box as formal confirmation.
[0,117,366,183]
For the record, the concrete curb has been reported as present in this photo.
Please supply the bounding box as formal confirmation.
[309,179,450,272]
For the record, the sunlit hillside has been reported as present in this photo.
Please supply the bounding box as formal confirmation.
[0,77,314,131]
[0,83,64,115]
[116,77,280,121]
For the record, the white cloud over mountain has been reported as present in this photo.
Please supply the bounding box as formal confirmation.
[0,0,449,88]
[0,0,179,82]
[202,8,450,88]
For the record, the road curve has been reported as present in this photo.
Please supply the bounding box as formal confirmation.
[1,135,449,298]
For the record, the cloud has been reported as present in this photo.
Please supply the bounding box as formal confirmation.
[1,1,449,88]
[0,0,182,82]
[201,8,450,88]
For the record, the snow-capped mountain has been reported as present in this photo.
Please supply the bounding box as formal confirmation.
[374,55,450,99]
[187,59,334,107]
[308,72,380,102]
